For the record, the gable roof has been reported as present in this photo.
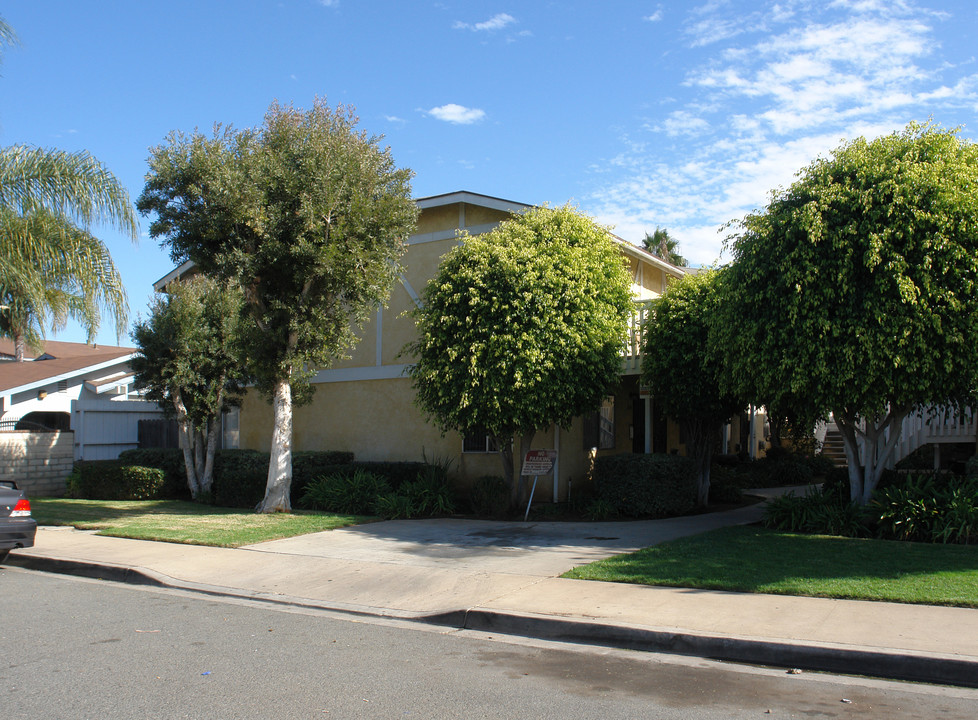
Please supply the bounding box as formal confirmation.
[151,190,687,288]
[0,340,136,396]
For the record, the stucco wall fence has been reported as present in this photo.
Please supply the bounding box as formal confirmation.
[0,431,73,497]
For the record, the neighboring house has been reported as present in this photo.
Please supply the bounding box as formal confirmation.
[155,191,710,499]
[0,340,163,460]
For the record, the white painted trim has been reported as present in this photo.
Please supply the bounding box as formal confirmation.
[0,353,138,401]
[415,191,530,214]
[309,364,411,384]
[400,274,423,309]
[375,306,383,367]
[152,259,196,291]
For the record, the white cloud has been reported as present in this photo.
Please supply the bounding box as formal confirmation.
[644,8,664,22]
[427,104,486,124]
[385,115,407,124]
[454,13,516,32]
[588,0,977,264]
[317,0,339,7]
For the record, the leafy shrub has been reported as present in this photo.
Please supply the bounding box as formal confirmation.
[766,457,815,486]
[593,453,697,518]
[762,487,872,537]
[806,453,838,477]
[72,461,166,500]
[965,455,978,479]
[208,449,355,508]
[398,473,455,517]
[302,461,426,492]
[301,469,391,514]
[212,468,268,509]
[874,474,978,544]
[118,448,188,499]
[373,492,416,519]
[469,476,510,518]
[290,450,355,495]
[583,497,619,521]
[708,473,744,504]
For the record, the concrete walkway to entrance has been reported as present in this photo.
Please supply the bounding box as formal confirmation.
[8,493,978,688]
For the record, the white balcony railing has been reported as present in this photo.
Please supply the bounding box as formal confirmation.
[622,300,652,375]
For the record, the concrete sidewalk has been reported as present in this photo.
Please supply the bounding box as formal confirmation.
[7,500,978,688]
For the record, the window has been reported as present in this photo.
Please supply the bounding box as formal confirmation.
[462,429,498,453]
[583,396,616,450]
[222,407,240,450]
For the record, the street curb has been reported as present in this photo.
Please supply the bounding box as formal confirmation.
[10,552,978,689]
[422,609,978,689]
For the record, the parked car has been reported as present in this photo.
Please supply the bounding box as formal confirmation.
[0,481,36,563]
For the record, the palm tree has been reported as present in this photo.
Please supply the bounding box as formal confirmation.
[642,227,688,267]
[0,19,137,360]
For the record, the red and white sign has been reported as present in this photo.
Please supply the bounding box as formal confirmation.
[521,449,557,476]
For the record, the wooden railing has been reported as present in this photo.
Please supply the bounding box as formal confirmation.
[894,406,976,466]
[622,300,653,375]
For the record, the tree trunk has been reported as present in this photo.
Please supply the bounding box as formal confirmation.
[200,417,220,496]
[258,377,293,513]
[172,391,201,499]
[14,332,25,362]
[836,407,910,505]
[513,430,536,509]
[682,418,715,507]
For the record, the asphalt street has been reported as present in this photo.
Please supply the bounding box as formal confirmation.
[4,568,978,719]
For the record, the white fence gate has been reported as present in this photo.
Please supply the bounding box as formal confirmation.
[71,399,165,461]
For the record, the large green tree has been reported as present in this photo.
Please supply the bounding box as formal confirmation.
[131,276,249,500]
[719,123,978,504]
[406,205,633,504]
[0,19,136,359]
[138,100,418,513]
[642,270,742,507]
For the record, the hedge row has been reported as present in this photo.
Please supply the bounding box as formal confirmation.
[69,461,166,500]
[593,453,697,518]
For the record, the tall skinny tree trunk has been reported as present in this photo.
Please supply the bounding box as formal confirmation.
[258,378,293,513]
[683,418,715,507]
[201,416,220,496]
[172,390,201,499]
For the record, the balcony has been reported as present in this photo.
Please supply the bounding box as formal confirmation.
[622,300,652,375]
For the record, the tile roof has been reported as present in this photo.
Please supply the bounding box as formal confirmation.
[0,340,136,395]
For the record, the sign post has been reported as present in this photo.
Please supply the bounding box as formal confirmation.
[520,449,557,521]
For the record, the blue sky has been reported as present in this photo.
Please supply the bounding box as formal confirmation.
[3,1,977,346]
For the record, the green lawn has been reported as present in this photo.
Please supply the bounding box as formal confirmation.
[563,525,978,608]
[31,499,371,547]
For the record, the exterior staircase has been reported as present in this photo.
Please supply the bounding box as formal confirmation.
[820,426,847,467]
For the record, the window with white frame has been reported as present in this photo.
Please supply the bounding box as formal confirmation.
[462,429,499,453]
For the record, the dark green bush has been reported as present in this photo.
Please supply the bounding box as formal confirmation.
[593,453,697,518]
[72,461,166,500]
[965,455,978,479]
[708,474,744,504]
[212,468,268,509]
[766,457,815,486]
[301,469,391,514]
[208,449,355,508]
[327,461,428,490]
[118,448,188,499]
[469,475,510,517]
[762,487,873,537]
[874,474,978,544]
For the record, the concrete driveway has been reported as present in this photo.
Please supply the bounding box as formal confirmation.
[242,500,769,577]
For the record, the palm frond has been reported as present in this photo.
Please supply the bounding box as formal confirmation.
[0,145,138,239]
